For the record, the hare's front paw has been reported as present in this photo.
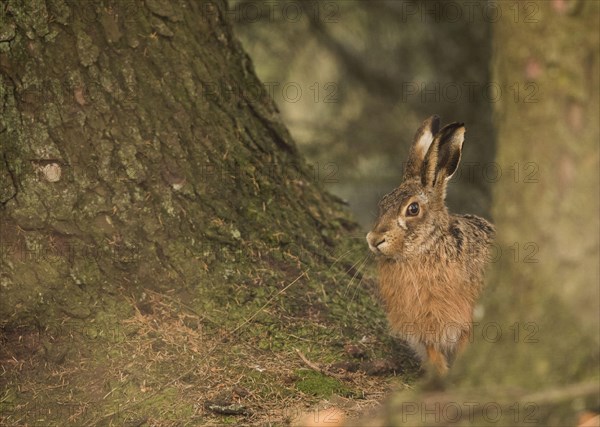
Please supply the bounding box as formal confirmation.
[426,344,449,376]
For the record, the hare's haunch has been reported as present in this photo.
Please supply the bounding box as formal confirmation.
[366,115,495,375]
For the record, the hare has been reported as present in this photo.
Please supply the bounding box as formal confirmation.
[366,115,495,375]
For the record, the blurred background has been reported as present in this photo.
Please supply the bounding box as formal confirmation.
[230,0,495,228]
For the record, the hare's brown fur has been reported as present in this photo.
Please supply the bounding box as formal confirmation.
[378,214,493,373]
[367,116,494,374]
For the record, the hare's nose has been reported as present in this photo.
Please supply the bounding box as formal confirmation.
[374,238,386,248]
[366,232,386,252]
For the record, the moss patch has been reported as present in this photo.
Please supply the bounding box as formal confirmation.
[295,370,352,398]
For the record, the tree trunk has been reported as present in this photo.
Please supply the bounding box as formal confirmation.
[0,0,358,326]
[0,1,392,424]
[458,0,600,392]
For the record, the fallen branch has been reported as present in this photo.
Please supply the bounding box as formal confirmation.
[295,348,346,380]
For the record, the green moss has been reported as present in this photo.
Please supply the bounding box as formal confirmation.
[295,369,351,398]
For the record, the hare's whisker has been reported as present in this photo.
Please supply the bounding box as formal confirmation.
[341,255,366,296]
[328,248,356,271]
[350,254,372,304]
[344,254,370,298]
[349,266,370,305]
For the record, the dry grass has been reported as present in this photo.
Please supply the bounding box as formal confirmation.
[0,288,414,426]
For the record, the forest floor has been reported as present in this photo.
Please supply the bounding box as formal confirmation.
[0,256,421,426]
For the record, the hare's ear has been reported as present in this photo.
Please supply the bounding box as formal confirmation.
[403,115,440,179]
[421,122,465,188]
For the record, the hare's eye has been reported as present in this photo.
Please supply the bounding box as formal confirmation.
[406,202,420,217]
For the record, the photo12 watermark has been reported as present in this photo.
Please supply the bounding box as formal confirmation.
[201,80,341,105]
[197,159,339,195]
[398,400,539,424]
[396,161,541,185]
[396,1,540,24]
[400,81,540,104]
[203,1,341,24]
[0,225,141,266]
[396,321,540,345]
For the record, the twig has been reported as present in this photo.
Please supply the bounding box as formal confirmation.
[295,348,346,380]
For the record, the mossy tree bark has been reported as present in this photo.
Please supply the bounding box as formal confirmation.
[0,1,391,424]
[0,0,362,327]
[457,0,600,390]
